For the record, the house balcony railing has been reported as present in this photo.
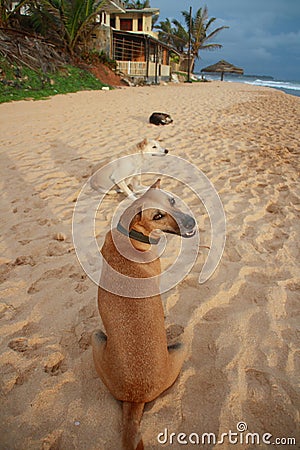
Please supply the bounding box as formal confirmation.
[116,61,170,79]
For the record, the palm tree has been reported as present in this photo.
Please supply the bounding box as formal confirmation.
[156,5,229,73]
[26,0,108,54]
[124,0,150,9]
[156,18,186,53]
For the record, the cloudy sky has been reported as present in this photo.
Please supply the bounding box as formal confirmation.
[152,0,300,80]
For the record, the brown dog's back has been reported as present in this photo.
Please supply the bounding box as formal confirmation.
[98,231,170,403]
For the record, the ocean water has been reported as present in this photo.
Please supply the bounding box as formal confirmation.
[195,73,300,98]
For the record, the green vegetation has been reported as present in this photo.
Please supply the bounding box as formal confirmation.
[123,0,150,9]
[0,1,117,103]
[0,59,108,103]
[82,49,117,71]
[1,1,108,54]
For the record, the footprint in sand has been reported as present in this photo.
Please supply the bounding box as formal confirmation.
[74,283,89,294]
[27,265,87,295]
[78,331,92,350]
[27,265,75,294]
[8,337,67,376]
[41,430,63,449]
[44,352,66,376]
[0,262,13,283]
[8,337,31,353]
[46,233,72,256]
[0,256,36,283]
[245,368,273,414]
[46,241,68,257]
[7,336,43,357]
[261,228,289,253]
[266,202,282,214]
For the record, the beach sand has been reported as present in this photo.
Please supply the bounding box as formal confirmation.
[0,82,299,449]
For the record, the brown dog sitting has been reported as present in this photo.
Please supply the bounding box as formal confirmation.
[92,179,196,449]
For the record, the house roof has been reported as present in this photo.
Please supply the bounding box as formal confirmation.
[105,0,126,13]
[124,8,160,15]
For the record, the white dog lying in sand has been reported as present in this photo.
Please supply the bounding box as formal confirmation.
[90,138,169,197]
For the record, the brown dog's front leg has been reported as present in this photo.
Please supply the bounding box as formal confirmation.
[166,324,184,347]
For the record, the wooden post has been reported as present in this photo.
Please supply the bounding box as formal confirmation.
[155,44,158,84]
[145,37,149,81]
[187,6,192,83]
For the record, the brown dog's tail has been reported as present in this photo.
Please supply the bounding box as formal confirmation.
[122,402,145,450]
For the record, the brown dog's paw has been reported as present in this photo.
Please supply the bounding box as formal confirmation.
[93,329,107,343]
[166,324,184,347]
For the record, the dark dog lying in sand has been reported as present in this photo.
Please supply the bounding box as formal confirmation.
[149,112,173,126]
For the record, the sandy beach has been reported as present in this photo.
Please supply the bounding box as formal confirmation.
[0,81,299,449]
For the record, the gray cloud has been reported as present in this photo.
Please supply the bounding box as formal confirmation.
[154,0,300,80]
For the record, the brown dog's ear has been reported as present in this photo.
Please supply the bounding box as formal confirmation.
[129,210,142,228]
[150,178,161,189]
[137,138,148,151]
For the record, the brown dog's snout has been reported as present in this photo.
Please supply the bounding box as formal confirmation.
[172,212,196,235]
[183,215,196,230]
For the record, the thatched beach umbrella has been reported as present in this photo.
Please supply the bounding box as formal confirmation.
[201,59,244,81]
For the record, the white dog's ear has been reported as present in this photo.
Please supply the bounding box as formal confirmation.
[150,178,161,189]
[137,138,148,150]
[155,133,162,141]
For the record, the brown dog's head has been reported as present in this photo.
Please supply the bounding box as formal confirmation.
[121,179,196,239]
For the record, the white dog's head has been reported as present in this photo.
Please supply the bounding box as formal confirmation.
[137,138,169,156]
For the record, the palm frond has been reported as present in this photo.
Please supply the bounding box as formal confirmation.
[205,26,229,42]
[70,0,108,50]
[200,43,223,51]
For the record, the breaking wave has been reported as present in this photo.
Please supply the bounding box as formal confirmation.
[248,79,300,92]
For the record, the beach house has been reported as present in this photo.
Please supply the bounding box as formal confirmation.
[90,0,178,83]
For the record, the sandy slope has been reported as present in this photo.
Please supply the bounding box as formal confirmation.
[0,82,299,449]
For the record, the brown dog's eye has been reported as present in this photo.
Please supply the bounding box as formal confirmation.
[153,212,164,220]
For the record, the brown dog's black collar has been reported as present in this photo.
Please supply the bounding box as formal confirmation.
[117,222,160,245]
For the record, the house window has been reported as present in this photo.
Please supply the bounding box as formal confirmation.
[120,19,133,31]
[138,18,143,31]
[110,17,116,28]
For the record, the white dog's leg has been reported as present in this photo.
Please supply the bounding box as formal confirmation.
[131,175,146,193]
[90,183,117,195]
[115,179,137,198]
